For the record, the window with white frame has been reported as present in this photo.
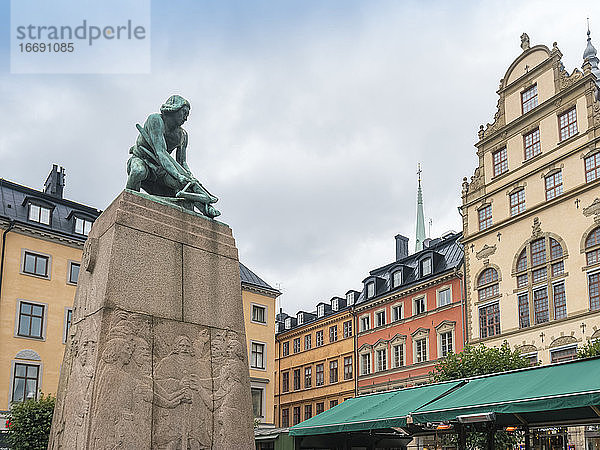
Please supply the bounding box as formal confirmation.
[251,387,264,418]
[304,334,311,350]
[413,297,426,315]
[421,258,432,276]
[392,271,402,287]
[317,304,325,317]
[250,342,265,369]
[393,343,404,367]
[343,320,352,338]
[440,331,453,357]
[316,330,324,347]
[375,310,386,327]
[360,315,370,332]
[438,287,452,307]
[376,349,387,372]
[251,304,266,324]
[28,203,51,225]
[366,282,375,298]
[360,352,371,375]
[415,338,427,363]
[74,217,93,236]
[64,308,73,343]
[331,299,339,311]
[346,292,354,304]
[297,312,304,325]
[392,304,403,321]
[68,262,80,285]
[550,346,577,363]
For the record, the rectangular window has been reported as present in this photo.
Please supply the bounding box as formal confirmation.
[392,304,402,321]
[551,347,577,363]
[559,108,577,141]
[440,332,453,357]
[478,205,492,231]
[414,297,426,315]
[532,267,547,284]
[251,387,264,418]
[415,339,427,363]
[376,349,387,371]
[282,372,289,393]
[367,281,375,298]
[304,367,312,388]
[329,360,338,383]
[28,204,51,225]
[68,262,80,285]
[361,353,371,375]
[393,344,404,367]
[523,128,541,160]
[252,305,266,323]
[517,274,528,288]
[589,272,600,311]
[316,402,324,415]
[293,369,301,390]
[315,330,324,347]
[304,334,311,350]
[315,363,324,386]
[64,308,73,343]
[531,238,546,266]
[360,316,370,331]
[11,363,39,402]
[250,342,265,369]
[317,304,325,317]
[493,148,508,177]
[518,294,530,328]
[282,341,289,357]
[281,408,289,427]
[343,356,353,380]
[585,153,600,183]
[343,320,352,338]
[393,271,402,287]
[479,303,500,338]
[521,84,538,114]
[17,301,45,339]
[330,400,338,409]
[510,190,526,216]
[74,217,93,236]
[293,338,300,353]
[421,258,432,276]
[533,288,549,324]
[23,251,49,278]
[553,283,567,320]
[588,249,600,266]
[329,325,338,343]
[438,288,452,307]
[545,171,563,200]
[304,404,312,420]
[331,299,339,311]
[552,261,564,277]
[375,310,386,327]
[478,283,499,301]
[293,407,300,425]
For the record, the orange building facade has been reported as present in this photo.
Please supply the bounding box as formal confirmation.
[355,232,465,394]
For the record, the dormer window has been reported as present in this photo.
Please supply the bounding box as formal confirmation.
[366,282,375,299]
[317,304,325,318]
[285,317,292,329]
[421,258,432,276]
[297,312,304,325]
[392,271,402,288]
[331,299,339,311]
[28,203,51,225]
[275,322,281,333]
[346,292,354,304]
[75,217,93,236]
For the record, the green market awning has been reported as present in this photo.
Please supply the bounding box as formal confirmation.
[289,381,462,436]
[411,358,600,426]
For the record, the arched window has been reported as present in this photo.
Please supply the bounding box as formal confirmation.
[514,236,567,327]
[477,268,499,301]
[585,227,600,266]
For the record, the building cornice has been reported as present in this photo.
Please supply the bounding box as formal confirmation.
[276,309,353,340]
[241,283,280,298]
[0,218,85,249]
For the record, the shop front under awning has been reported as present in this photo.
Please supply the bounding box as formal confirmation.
[411,357,600,427]
[289,380,462,436]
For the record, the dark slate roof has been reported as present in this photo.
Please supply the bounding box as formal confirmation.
[355,231,464,306]
[0,178,101,241]
[276,299,352,335]
[239,261,280,294]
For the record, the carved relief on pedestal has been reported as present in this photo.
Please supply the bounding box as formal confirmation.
[152,323,213,450]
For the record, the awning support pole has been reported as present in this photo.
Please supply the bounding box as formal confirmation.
[525,426,531,450]
[486,424,494,450]
[458,424,467,450]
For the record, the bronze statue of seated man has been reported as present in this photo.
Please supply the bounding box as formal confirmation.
[126,95,220,218]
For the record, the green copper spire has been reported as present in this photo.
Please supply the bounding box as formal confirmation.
[415,164,426,252]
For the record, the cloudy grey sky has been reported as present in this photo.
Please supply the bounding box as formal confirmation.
[0,0,597,315]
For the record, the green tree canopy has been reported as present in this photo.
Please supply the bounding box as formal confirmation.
[431,341,529,382]
[7,394,55,450]
[577,340,600,359]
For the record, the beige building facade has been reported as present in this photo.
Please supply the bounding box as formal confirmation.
[461,34,600,365]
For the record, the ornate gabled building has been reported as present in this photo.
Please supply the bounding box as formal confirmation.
[461,30,600,371]
[355,231,464,393]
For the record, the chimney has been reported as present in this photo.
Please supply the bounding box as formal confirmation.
[395,234,409,260]
[44,164,65,199]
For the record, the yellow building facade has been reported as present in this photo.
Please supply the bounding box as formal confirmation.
[461,34,600,365]
[274,293,357,428]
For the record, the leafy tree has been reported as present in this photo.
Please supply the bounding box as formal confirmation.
[6,394,55,450]
[577,340,600,359]
[430,342,529,449]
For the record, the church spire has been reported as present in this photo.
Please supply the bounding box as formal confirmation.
[415,164,426,252]
[583,19,600,87]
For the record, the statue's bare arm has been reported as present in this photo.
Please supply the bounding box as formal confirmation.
[145,114,186,183]
[176,130,192,174]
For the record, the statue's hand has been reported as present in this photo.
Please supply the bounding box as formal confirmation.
[177,173,191,185]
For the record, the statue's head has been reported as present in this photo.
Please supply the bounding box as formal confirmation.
[160,95,190,126]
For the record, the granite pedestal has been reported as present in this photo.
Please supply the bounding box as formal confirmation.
[49,190,254,449]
